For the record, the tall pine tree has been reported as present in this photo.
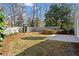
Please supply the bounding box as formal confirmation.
[45,4,73,31]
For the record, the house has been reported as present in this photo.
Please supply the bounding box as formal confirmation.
[74,4,79,38]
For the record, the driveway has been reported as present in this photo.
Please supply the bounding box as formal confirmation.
[45,34,79,43]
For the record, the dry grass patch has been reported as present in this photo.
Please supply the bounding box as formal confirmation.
[3,32,47,56]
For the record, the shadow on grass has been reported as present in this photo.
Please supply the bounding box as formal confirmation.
[0,42,3,47]
[0,44,2,47]
[16,40,74,56]
[21,36,46,40]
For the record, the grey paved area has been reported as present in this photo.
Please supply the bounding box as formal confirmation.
[45,34,79,43]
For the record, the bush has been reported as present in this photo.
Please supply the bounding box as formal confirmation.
[0,9,5,42]
[69,29,74,35]
[56,29,74,35]
[41,29,57,35]
[56,30,64,34]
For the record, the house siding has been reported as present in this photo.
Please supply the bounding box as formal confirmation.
[74,4,79,38]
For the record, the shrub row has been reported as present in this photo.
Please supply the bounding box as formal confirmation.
[40,29,57,35]
[40,29,74,35]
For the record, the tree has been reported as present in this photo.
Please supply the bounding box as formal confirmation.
[45,4,73,31]
[34,17,41,27]
[27,17,42,27]
[31,4,36,27]
[45,4,60,26]
[15,4,25,27]
[31,3,42,27]
[3,3,25,27]
[16,12,24,27]
[26,17,32,27]
[0,8,5,41]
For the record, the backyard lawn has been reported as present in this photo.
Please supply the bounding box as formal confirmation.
[0,32,78,56]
